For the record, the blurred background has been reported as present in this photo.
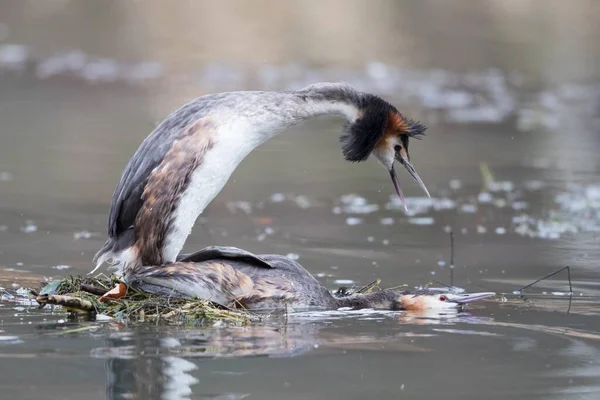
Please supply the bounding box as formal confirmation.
[1,0,599,288]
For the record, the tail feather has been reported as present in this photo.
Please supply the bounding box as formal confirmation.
[90,238,117,275]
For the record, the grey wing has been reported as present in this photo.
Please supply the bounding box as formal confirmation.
[177,246,275,269]
[107,101,212,238]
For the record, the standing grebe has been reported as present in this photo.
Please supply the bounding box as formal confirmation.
[128,247,494,311]
[92,82,430,280]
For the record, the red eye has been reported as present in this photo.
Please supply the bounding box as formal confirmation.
[439,295,447,302]
[394,145,402,152]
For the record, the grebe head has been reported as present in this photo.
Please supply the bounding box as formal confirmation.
[333,87,430,209]
[399,291,496,311]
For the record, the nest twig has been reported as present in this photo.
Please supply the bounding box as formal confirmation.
[35,275,255,325]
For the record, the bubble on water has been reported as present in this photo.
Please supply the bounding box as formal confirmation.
[385,196,432,214]
[293,195,313,209]
[460,204,477,213]
[476,225,487,234]
[0,336,21,343]
[477,192,493,203]
[270,193,285,202]
[338,194,379,214]
[495,227,506,235]
[511,201,528,210]
[493,198,507,208]
[53,265,71,270]
[345,217,363,226]
[20,221,37,233]
[36,51,87,79]
[73,230,94,240]
[449,179,462,190]
[380,217,394,225]
[438,260,446,267]
[409,217,435,225]
[81,58,119,83]
[382,239,390,245]
[433,198,457,211]
[334,279,355,285]
[367,236,375,242]
[488,181,514,192]
[264,226,275,235]
[0,44,28,69]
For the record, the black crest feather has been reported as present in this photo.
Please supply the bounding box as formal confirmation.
[340,94,393,162]
[404,117,427,139]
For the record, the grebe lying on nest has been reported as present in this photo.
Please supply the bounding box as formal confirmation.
[129,245,494,311]
[90,82,469,311]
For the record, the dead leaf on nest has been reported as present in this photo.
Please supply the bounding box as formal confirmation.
[99,282,127,303]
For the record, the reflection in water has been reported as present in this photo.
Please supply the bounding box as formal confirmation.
[95,310,494,399]
[88,303,600,399]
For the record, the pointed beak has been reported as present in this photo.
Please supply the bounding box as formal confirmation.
[389,165,407,212]
[389,152,430,211]
[448,292,496,304]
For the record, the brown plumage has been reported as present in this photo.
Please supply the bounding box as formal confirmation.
[135,118,216,265]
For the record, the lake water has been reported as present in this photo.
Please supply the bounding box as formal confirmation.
[1,1,600,399]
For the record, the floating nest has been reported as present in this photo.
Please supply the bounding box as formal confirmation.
[33,275,256,325]
[32,275,389,325]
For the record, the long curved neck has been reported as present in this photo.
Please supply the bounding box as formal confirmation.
[237,84,362,144]
[161,84,363,263]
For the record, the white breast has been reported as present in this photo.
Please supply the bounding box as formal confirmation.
[162,117,274,262]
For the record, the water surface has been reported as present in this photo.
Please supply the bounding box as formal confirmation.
[1,1,600,399]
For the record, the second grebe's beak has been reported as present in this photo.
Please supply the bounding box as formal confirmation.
[389,148,430,211]
[446,292,496,304]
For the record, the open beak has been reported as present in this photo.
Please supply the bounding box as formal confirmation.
[448,292,496,304]
[389,152,431,211]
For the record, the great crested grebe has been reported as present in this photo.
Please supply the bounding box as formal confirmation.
[128,245,495,311]
[92,82,430,280]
